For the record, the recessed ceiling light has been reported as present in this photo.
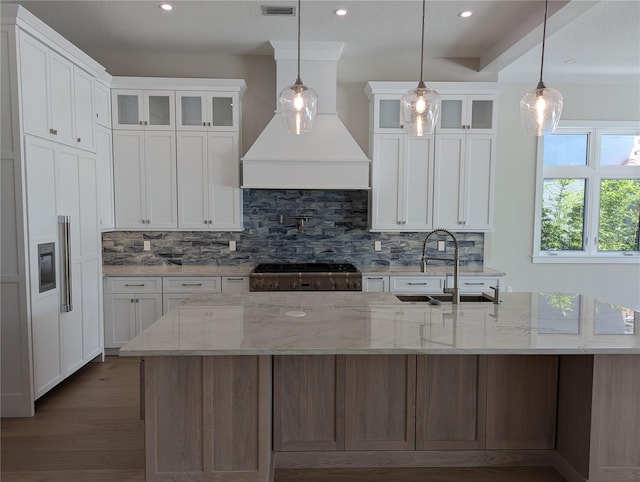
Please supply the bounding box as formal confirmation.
[458,10,473,18]
[334,8,348,16]
[159,3,173,12]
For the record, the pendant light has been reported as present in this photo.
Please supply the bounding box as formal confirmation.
[520,0,563,136]
[278,0,318,135]
[400,0,439,137]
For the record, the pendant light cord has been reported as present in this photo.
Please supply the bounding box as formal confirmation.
[296,0,302,84]
[538,0,549,86]
[419,0,426,84]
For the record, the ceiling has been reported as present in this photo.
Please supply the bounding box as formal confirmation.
[8,0,640,82]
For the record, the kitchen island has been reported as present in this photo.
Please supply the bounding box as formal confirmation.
[120,291,639,482]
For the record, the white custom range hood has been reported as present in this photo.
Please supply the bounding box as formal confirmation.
[242,42,370,190]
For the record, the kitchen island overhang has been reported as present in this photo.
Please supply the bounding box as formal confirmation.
[120,292,640,482]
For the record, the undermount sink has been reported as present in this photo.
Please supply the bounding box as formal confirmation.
[396,294,495,303]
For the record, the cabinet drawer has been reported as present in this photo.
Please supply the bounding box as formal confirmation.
[390,276,445,293]
[163,276,222,293]
[106,277,162,293]
[362,276,390,292]
[222,276,249,293]
[452,276,502,294]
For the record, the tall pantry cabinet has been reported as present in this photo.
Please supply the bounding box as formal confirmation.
[1,5,109,416]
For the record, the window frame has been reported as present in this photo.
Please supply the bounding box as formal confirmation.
[533,121,640,264]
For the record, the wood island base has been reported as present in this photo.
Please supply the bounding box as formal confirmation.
[142,354,640,482]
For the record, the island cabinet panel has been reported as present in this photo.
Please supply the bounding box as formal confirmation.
[416,355,487,450]
[485,355,558,450]
[344,355,416,450]
[273,355,345,451]
[145,356,272,482]
[589,354,640,481]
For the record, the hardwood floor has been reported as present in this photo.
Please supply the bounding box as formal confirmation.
[1,356,567,482]
[275,467,567,482]
[1,356,145,481]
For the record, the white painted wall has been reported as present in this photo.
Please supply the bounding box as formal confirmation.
[93,49,640,308]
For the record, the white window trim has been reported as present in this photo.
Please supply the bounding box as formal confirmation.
[533,121,640,264]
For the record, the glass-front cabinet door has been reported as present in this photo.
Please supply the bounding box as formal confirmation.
[373,96,403,133]
[112,90,174,130]
[176,92,238,131]
[438,94,495,134]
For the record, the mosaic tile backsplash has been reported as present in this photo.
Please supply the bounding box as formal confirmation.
[102,190,484,268]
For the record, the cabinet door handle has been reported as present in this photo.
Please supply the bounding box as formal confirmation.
[136,298,140,303]
[144,120,148,125]
[464,282,484,286]
[207,122,211,127]
[77,137,81,142]
[181,283,202,286]
[367,277,384,280]
[407,282,428,285]
[139,121,143,125]
[225,278,244,282]
[203,122,207,126]
[125,283,145,287]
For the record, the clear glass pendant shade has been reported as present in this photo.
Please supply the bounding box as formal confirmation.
[400,83,440,136]
[519,83,563,136]
[279,80,318,135]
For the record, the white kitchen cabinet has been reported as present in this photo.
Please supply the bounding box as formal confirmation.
[18,30,97,151]
[162,276,222,313]
[438,94,496,134]
[221,276,249,292]
[176,91,239,131]
[433,134,495,231]
[73,66,96,151]
[2,6,109,416]
[95,80,111,128]
[370,134,433,231]
[96,125,115,230]
[390,276,445,294]
[177,132,242,230]
[450,275,505,294]
[111,89,174,130]
[113,130,177,229]
[366,82,498,233]
[362,275,390,292]
[104,277,163,348]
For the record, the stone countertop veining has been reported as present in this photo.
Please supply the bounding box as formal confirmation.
[119,291,639,356]
[102,264,256,277]
[358,265,506,277]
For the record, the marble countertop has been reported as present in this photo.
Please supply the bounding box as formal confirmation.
[102,264,504,278]
[359,266,505,276]
[102,264,255,277]
[120,291,639,356]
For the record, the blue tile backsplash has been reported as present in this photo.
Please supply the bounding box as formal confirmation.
[102,190,484,268]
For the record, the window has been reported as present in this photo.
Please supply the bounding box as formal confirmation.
[533,122,640,263]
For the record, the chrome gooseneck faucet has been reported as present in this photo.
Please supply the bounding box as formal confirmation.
[421,229,460,304]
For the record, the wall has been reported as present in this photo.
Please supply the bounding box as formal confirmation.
[94,49,639,308]
[103,189,484,269]
[487,82,640,309]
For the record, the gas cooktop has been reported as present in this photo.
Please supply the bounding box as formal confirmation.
[252,263,358,274]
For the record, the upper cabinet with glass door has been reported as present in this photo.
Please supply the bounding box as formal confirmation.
[176,91,239,131]
[371,94,404,133]
[438,94,496,134]
[112,89,175,130]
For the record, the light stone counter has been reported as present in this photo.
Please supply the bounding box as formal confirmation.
[120,291,638,356]
[359,265,505,276]
[102,264,255,277]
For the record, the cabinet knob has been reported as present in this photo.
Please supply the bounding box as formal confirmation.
[144,121,148,125]
[207,122,211,127]
[203,122,206,126]
[139,121,143,125]
[77,137,81,142]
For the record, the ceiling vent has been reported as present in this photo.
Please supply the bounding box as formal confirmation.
[262,5,296,16]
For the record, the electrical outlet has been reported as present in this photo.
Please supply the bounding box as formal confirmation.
[374,241,381,251]
[437,240,446,251]
[143,240,151,251]
[229,240,236,251]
